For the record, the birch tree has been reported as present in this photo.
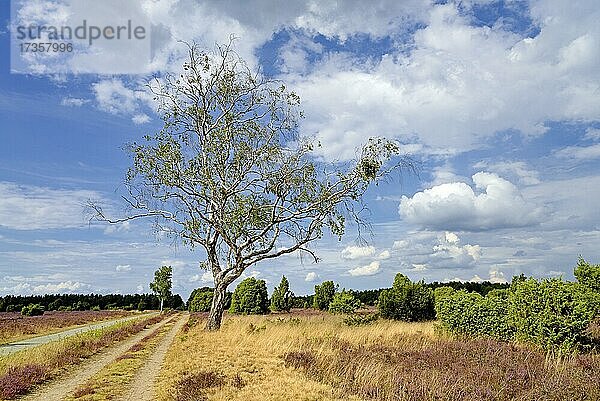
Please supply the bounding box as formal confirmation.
[89,40,415,330]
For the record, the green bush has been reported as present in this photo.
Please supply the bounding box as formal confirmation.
[575,257,600,291]
[436,288,514,341]
[189,289,213,312]
[270,276,294,312]
[21,303,44,316]
[435,263,600,352]
[328,290,361,314]
[313,281,336,311]
[378,273,435,321]
[508,277,600,352]
[137,299,148,311]
[229,278,269,315]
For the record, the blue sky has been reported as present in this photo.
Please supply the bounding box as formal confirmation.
[1,0,599,299]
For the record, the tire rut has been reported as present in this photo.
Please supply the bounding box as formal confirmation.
[120,314,187,401]
[21,314,177,401]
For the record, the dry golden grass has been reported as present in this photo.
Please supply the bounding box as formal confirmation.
[156,312,434,401]
[158,312,600,401]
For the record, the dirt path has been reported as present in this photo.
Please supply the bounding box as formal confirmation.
[0,312,158,356]
[120,313,187,401]
[21,314,177,401]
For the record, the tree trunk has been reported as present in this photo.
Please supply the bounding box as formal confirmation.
[205,282,228,331]
[160,298,164,313]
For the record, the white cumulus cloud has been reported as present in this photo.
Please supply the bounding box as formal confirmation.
[189,271,213,283]
[348,261,381,276]
[341,245,376,260]
[305,272,318,282]
[399,172,544,231]
[377,250,391,260]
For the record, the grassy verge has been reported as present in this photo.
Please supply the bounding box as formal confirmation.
[156,312,600,401]
[0,311,138,345]
[65,315,178,400]
[0,313,167,399]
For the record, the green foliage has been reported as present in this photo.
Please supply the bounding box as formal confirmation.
[313,281,336,311]
[328,290,361,314]
[74,301,91,311]
[343,313,380,326]
[378,274,435,321]
[435,288,514,341]
[508,277,600,352]
[350,289,383,306]
[150,265,173,311]
[189,289,214,312]
[435,261,600,352]
[574,257,600,291]
[229,278,269,315]
[21,303,44,316]
[270,276,294,312]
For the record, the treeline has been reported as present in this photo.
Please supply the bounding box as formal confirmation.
[0,293,184,313]
[187,277,509,312]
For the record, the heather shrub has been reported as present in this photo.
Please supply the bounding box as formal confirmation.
[0,364,49,399]
[378,273,435,321]
[313,281,336,311]
[270,275,293,312]
[229,278,269,315]
[328,290,361,314]
[189,289,213,312]
[21,303,44,316]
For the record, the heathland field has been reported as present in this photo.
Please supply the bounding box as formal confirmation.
[157,311,600,401]
[0,308,598,400]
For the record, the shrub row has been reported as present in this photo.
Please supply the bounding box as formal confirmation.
[435,258,600,352]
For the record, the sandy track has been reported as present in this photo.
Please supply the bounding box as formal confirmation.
[120,314,187,401]
[21,314,177,401]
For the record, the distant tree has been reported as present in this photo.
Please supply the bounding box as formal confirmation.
[313,281,336,311]
[189,288,214,312]
[168,294,185,310]
[87,40,414,330]
[229,278,269,315]
[150,265,173,312]
[187,287,212,309]
[270,276,293,312]
[574,257,600,291]
[73,301,91,311]
[379,273,435,321]
[48,298,63,311]
[328,290,361,314]
[21,303,44,316]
